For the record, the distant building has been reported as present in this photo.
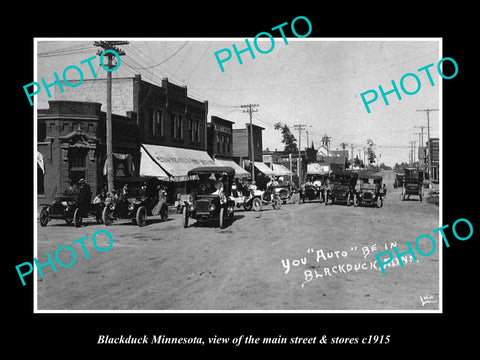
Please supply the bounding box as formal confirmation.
[426,138,439,182]
[232,123,264,166]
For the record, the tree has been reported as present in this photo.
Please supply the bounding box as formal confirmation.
[366,139,376,166]
[274,122,298,153]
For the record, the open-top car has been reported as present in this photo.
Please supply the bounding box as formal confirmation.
[401,168,424,201]
[300,175,328,203]
[272,184,291,204]
[183,166,236,228]
[39,194,103,227]
[325,171,358,206]
[102,177,168,227]
[354,174,385,207]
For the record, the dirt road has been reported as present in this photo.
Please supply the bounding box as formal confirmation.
[36,170,440,311]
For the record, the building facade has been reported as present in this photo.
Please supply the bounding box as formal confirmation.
[232,123,264,166]
[38,76,211,203]
[50,75,208,152]
[207,115,234,160]
[37,100,138,202]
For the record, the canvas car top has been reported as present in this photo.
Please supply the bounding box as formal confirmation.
[188,166,235,177]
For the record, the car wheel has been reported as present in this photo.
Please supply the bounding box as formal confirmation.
[273,196,282,210]
[183,206,189,228]
[39,207,49,227]
[228,206,234,223]
[325,193,328,205]
[73,208,83,227]
[136,206,147,227]
[252,198,262,212]
[376,197,383,208]
[353,196,358,207]
[243,201,252,211]
[346,193,351,206]
[102,206,113,226]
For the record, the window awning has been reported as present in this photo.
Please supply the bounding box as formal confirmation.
[307,163,330,175]
[271,163,293,176]
[254,162,277,176]
[103,153,135,177]
[214,159,250,178]
[141,144,216,182]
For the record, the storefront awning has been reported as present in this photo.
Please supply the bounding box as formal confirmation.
[254,162,277,176]
[307,163,330,175]
[271,163,293,176]
[215,159,250,178]
[141,144,216,182]
[37,151,45,174]
[139,146,169,180]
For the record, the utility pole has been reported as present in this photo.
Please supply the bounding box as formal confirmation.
[94,41,128,194]
[340,142,348,170]
[414,125,428,173]
[293,124,307,184]
[417,109,438,188]
[241,104,259,180]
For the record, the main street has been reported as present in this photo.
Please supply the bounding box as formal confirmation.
[36,170,440,311]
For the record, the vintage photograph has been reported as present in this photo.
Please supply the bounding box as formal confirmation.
[33,38,441,311]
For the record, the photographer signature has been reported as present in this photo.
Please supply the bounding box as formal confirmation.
[419,295,438,307]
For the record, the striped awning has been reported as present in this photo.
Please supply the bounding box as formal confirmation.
[140,144,216,182]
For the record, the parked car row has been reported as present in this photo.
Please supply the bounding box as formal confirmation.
[39,167,424,230]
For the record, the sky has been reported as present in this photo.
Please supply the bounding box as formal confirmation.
[35,38,441,167]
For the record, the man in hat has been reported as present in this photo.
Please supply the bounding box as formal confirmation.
[78,178,92,211]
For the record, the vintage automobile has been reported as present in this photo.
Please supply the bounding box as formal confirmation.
[300,184,318,202]
[354,174,385,207]
[401,168,424,201]
[39,194,103,227]
[102,177,168,227]
[393,173,405,189]
[300,175,327,203]
[183,166,236,228]
[243,186,282,212]
[324,171,358,206]
[272,185,291,204]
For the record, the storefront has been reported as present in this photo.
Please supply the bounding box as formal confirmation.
[139,143,217,202]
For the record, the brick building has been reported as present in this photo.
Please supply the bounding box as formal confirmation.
[207,115,234,160]
[37,100,138,202]
[232,123,264,165]
[50,75,208,152]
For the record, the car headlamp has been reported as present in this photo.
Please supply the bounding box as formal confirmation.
[128,203,135,210]
[208,204,216,211]
[188,204,195,212]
